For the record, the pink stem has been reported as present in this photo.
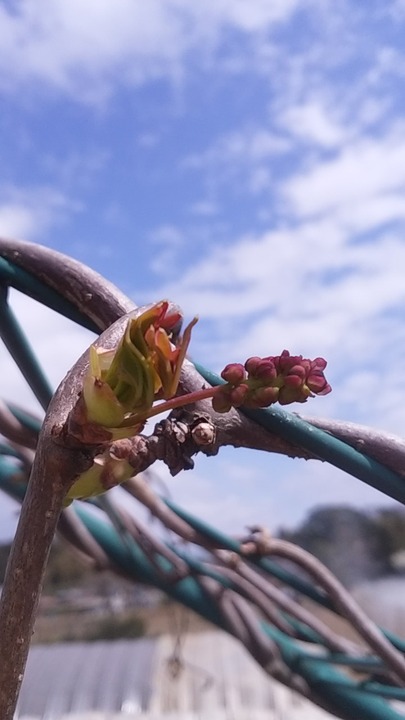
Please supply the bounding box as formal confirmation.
[140,385,220,422]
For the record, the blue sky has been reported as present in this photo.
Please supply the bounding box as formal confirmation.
[1,0,405,540]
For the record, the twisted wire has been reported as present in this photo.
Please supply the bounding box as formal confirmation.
[1,238,405,718]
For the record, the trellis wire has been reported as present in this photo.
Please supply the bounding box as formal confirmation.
[1,245,405,718]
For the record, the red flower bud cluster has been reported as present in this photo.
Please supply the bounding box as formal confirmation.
[212,350,331,413]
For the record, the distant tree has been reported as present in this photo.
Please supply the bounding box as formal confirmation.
[374,507,405,557]
[281,505,393,586]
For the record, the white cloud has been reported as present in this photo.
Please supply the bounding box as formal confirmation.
[184,128,290,170]
[152,220,345,318]
[176,6,403,211]
[0,1,186,100]
[2,1,405,534]
[189,200,219,216]
[155,442,399,534]
[0,0,304,102]
[148,224,185,275]
[167,454,277,534]
[391,0,405,18]
[339,194,405,233]
[0,205,39,240]
[0,187,74,241]
[280,100,348,148]
[182,127,291,199]
[270,460,399,531]
[283,128,405,219]
[248,166,272,194]
[146,208,405,435]
[188,0,302,31]
[150,224,184,247]
[366,45,405,86]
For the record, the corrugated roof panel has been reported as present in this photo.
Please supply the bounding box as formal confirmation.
[16,631,339,719]
[42,644,87,719]
[149,631,331,719]
[16,638,157,720]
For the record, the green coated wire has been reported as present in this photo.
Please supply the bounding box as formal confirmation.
[10,381,405,659]
[0,443,21,458]
[0,257,99,333]
[0,456,403,720]
[54,502,405,719]
[8,253,403,501]
[2,258,405,717]
[148,536,405,718]
[164,499,405,655]
[4,422,405,667]
[193,361,405,506]
[72,499,405,719]
[164,496,332,607]
[5,403,42,434]
[261,624,405,720]
[5,375,405,656]
[2,255,405,504]
[73,503,225,627]
[359,683,405,701]
[0,288,53,410]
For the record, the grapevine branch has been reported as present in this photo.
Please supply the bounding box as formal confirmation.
[1,237,405,720]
